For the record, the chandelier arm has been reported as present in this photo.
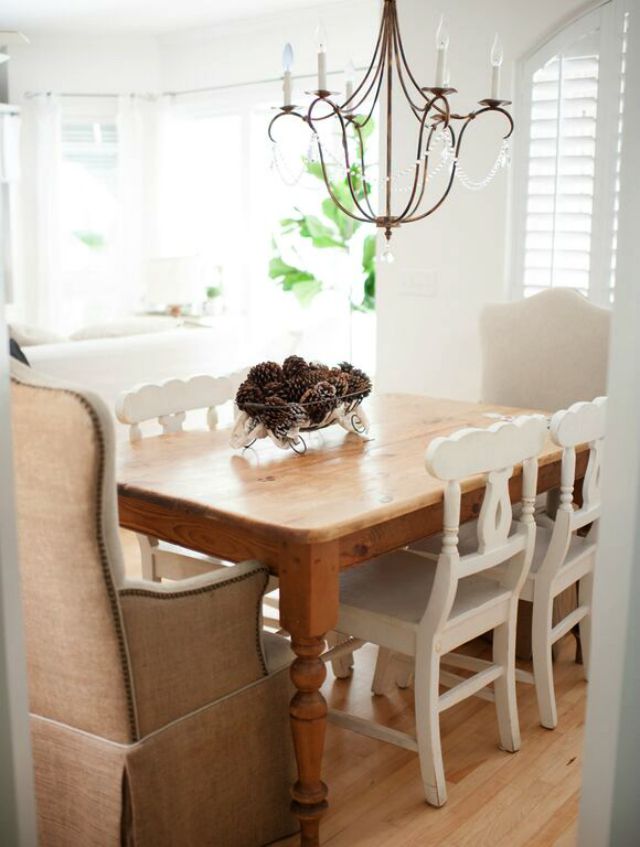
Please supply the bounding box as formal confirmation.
[452,106,514,159]
[306,97,376,221]
[347,49,387,132]
[351,121,377,218]
[404,124,456,220]
[401,141,459,224]
[389,0,432,106]
[267,108,308,144]
[312,127,374,224]
[341,0,389,114]
[403,107,511,224]
[394,108,435,220]
[390,20,429,119]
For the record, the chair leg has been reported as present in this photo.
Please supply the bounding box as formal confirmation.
[578,572,594,682]
[492,620,521,752]
[414,648,447,807]
[326,632,354,679]
[532,591,557,729]
[137,534,160,582]
[394,653,414,689]
[371,647,397,695]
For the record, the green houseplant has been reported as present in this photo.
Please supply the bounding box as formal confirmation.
[269,120,376,312]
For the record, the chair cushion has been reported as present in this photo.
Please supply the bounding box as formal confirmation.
[412,520,591,577]
[339,550,508,627]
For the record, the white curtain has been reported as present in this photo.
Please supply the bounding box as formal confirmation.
[25,95,63,328]
[115,94,147,313]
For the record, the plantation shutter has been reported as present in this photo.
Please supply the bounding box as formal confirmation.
[523,34,600,298]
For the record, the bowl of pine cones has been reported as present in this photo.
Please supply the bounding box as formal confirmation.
[230,356,372,453]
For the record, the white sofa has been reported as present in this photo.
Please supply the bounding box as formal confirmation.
[26,323,298,419]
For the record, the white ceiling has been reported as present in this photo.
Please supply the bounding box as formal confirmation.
[0,0,348,34]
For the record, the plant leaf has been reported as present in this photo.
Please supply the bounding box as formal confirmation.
[291,277,323,307]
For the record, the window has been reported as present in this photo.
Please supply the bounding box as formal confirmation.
[512,2,630,303]
[58,110,122,328]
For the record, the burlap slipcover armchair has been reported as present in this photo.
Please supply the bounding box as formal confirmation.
[10,361,298,846]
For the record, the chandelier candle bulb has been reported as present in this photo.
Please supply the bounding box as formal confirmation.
[345,59,356,110]
[490,33,504,99]
[434,15,450,87]
[282,42,294,107]
[316,23,328,91]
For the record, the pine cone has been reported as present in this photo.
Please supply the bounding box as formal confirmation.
[289,402,307,420]
[338,361,354,373]
[262,380,287,401]
[347,370,372,400]
[248,361,284,388]
[284,371,314,402]
[327,371,350,398]
[261,396,291,437]
[308,362,331,382]
[282,355,309,379]
[301,382,337,423]
[235,381,264,411]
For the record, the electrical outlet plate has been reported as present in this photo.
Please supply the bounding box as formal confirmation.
[398,269,439,298]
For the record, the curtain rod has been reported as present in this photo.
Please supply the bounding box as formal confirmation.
[24,66,366,101]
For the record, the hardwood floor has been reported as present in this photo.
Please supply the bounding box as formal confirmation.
[274,639,584,846]
[120,530,584,846]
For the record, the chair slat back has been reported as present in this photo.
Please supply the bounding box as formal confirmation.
[421,416,547,634]
[550,396,607,530]
[116,368,248,442]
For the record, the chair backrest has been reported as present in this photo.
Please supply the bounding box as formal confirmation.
[422,415,548,633]
[479,289,610,411]
[11,361,138,744]
[116,368,248,442]
[551,396,607,532]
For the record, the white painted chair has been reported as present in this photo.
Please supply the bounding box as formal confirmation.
[116,370,281,627]
[489,397,606,728]
[412,398,607,730]
[323,415,548,806]
[116,371,247,581]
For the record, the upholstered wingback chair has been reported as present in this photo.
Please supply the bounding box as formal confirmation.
[10,361,297,846]
[479,288,611,412]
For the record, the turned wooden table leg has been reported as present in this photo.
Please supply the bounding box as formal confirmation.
[278,541,340,847]
[290,636,329,846]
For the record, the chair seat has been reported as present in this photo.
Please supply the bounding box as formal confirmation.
[411,521,594,582]
[337,550,509,638]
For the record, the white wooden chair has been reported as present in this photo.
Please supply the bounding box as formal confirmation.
[116,371,248,582]
[489,397,606,728]
[116,370,281,627]
[412,397,607,729]
[322,415,548,806]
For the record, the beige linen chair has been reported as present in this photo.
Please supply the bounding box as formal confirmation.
[479,288,610,413]
[324,415,547,806]
[11,361,297,847]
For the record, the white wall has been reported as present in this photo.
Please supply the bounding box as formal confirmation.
[376,0,591,400]
[8,32,161,101]
[159,0,376,94]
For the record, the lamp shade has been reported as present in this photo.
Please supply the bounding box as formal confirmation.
[145,256,202,306]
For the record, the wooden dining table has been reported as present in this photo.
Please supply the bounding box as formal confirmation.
[116,393,588,847]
